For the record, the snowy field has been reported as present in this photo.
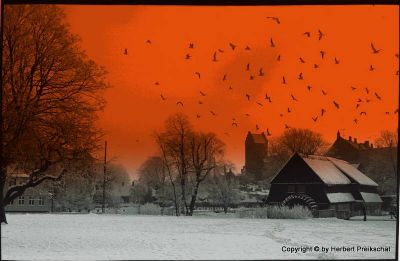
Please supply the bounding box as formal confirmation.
[1,213,396,260]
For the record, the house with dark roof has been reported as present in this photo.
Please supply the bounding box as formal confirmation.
[326,131,397,194]
[267,153,382,218]
[243,132,269,181]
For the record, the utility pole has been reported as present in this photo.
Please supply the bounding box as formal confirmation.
[102,141,107,213]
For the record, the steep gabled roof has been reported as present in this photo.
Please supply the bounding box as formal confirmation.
[326,157,378,186]
[303,157,351,185]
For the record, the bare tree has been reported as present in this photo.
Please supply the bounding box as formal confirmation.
[375,129,398,148]
[278,128,326,156]
[0,6,107,223]
[187,132,225,216]
[208,172,240,214]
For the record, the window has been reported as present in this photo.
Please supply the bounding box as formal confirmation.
[38,197,44,206]
[10,200,14,205]
[29,197,35,205]
[18,196,25,205]
[297,185,306,193]
[288,185,295,193]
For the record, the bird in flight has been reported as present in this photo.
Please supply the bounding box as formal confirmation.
[385,111,390,115]
[246,63,250,71]
[360,111,367,115]
[210,111,217,116]
[266,128,272,136]
[334,57,340,64]
[195,72,201,79]
[198,101,203,105]
[256,124,260,131]
[265,93,272,102]
[199,91,206,96]
[322,90,327,95]
[228,86,233,90]
[314,64,319,69]
[218,49,224,53]
[270,38,275,48]
[245,113,250,117]
[291,94,298,101]
[124,48,128,55]
[160,94,166,101]
[146,40,152,44]
[394,108,399,114]
[357,98,363,103]
[285,124,290,129]
[266,16,280,24]
[307,85,312,91]
[351,86,357,91]
[370,43,380,54]
[320,50,325,59]
[299,57,305,63]
[287,107,291,113]
[246,94,250,101]
[250,75,254,80]
[212,52,218,62]
[369,65,375,71]
[196,114,201,119]
[321,108,326,116]
[318,29,324,40]
[277,55,281,61]
[258,68,265,77]
[298,73,304,80]
[222,74,227,81]
[312,116,318,122]
[354,118,358,124]
[374,92,381,100]
[245,46,251,51]
[356,103,360,109]
[189,43,194,49]
[155,82,160,85]
[303,32,311,37]
[232,122,238,127]
[333,101,340,109]
[176,101,184,106]
[282,76,287,84]
[256,102,263,106]
[185,54,191,60]
[229,42,236,50]
[365,87,369,94]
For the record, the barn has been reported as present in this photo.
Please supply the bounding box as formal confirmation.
[266,153,382,218]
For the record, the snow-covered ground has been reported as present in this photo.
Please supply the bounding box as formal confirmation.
[1,213,396,260]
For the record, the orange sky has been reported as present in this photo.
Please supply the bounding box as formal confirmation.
[62,5,399,178]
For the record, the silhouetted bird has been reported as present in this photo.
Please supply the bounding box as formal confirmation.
[394,108,399,114]
[314,64,319,69]
[318,29,324,40]
[312,116,318,122]
[270,38,275,48]
[189,43,194,49]
[333,101,340,109]
[250,75,254,80]
[246,94,250,101]
[246,63,250,71]
[198,101,203,105]
[210,111,216,116]
[354,118,358,124]
[232,122,238,127]
[307,85,312,91]
[291,94,298,101]
[369,65,375,71]
[229,42,236,50]
[365,87,369,94]
[257,102,263,106]
[321,108,326,116]
[371,43,380,54]
[277,55,281,61]
[266,128,272,136]
[285,124,290,129]
[196,114,201,118]
[334,57,340,64]
[223,74,227,81]
[146,40,152,44]
[256,124,259,130]
[299,57,305,63]
[282,76,287,84]
[259,68,265,76]
[218,49,224,53]
[245,113,250,117]
[298,73,303,80]
[322,90,327,95]
[357,98,363,102]
[160,94,166,101]
[124,48,128,55]
[200,91,206,96]
[320,50,325,59]
[351,86,357,91]
[356,103,360,109]
[360,111,367,115]
[195,72,201,79]
[266,16,280,24]
[185,54,191,60]
[385,111,390,115]
[303,32,311,37]
[229,86,233,90]
[176,101,184,106]
[155,82,160,85]
[280,114,284,117]
[287,107,291,113]
[375,92,381,100]
[265,93,272,102]
[245,46,251,51]
[212,52,218,62]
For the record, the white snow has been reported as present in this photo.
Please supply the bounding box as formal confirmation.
[303,158,351,185]
[326,193,355,203]
[1,213,396,260]
[327,157,378,186]
[360,192,383,203]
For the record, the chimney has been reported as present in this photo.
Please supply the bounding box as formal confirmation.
[349,136,352,142]
[354,138,357,144]
[370,143,374,148]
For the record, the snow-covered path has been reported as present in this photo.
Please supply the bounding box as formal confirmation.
[1,214,396,260]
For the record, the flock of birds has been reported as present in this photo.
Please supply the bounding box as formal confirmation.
[123,16,399,137]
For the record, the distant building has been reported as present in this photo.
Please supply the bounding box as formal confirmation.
[244,132,269,181]
[267,153,382,219]
[5,168,52,213]
[326,131,397,194]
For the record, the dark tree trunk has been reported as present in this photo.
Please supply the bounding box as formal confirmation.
[188,182,200,216]
[0,174,7,224]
